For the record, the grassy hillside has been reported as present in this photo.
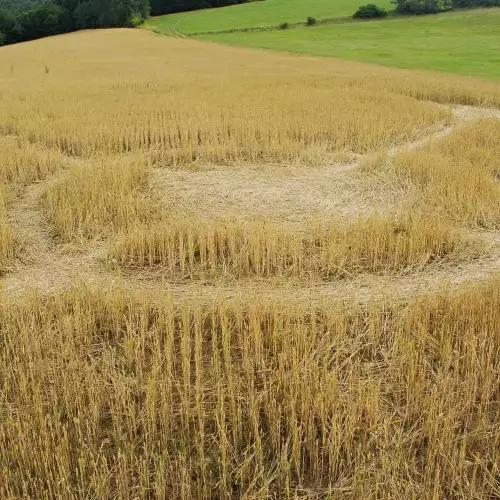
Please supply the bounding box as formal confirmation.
[143,0,394,35]
[202,9,500,79]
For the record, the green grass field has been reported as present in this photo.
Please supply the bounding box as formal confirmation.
[201,9,500,80]
[143,0,393,35]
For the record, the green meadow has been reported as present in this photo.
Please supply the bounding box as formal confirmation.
[201,9,500,79]
[143,0,394,35]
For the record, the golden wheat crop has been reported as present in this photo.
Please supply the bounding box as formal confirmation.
[0,185,14,273]
[0,29,482,164]
[1,282,499,498]
[0,136,64,186]
[392,119,500,228]
[0,27,500,499]
[111,214,470,279]
[44,156,155,241]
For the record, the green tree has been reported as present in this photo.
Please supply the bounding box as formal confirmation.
[0,8,15,43]
[54,0,149,28]
[0,0,52,13]
[71,0,148,28]
[0,0,151,46]
[14,4,71,42]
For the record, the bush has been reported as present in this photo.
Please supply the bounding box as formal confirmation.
[126,14,143,28]
[306,16,317,25]
[0,31,5,45]
[279,22,289,29]
[353,4,388,18]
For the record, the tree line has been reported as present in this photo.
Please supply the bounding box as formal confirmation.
[150,0,252,16]
[394,0,499,14]
[0,0,254,46]
[0,0,150,46]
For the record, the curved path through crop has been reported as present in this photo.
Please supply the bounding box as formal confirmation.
[2,104,500,302]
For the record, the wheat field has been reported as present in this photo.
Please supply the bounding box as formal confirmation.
[0,29,499,499]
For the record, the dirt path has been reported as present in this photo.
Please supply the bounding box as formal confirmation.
[2,103,500,302]
[173,16,191,38]
[7,181,54,266]
[4,228,498,302]
[3,167,108,294]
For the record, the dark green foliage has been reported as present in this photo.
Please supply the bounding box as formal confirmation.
[279,21,289,29]
[70,0,149,28]
[393,0,499,13]
[0,31,5,44]
[0,3,71,44]
[56,0,150,28]
[0,0,52,13]
[150,0,208,16]
[149,0,251,16]
[353,3,388,18]
[306,16,317,25]
[0,8,14,28]
[0,7,16,42]
[392,0,452,13]
[13,4,71,41]
[453,0,499,5]
[0,0,151,45]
